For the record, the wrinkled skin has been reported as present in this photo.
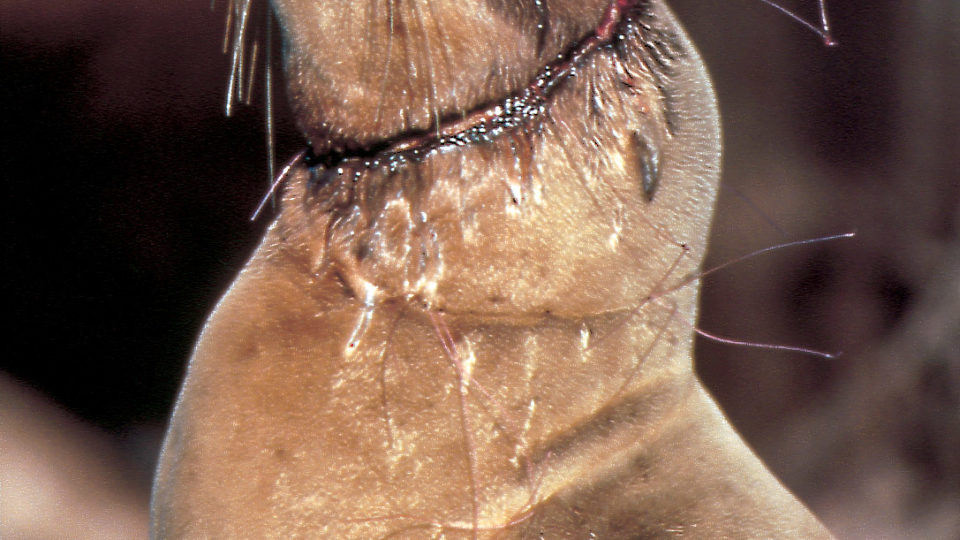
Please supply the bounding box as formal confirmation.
[151,1,833,537]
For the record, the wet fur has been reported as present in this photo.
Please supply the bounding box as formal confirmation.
[151,1,833,537]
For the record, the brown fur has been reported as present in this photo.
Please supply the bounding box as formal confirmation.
[151,1,833,537]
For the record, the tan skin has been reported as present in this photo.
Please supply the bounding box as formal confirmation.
[151,1,833,537]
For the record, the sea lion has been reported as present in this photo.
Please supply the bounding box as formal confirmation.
[151,0,833,537]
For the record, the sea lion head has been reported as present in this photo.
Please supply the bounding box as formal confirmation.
[269,0,721,321]
[151,2,834,537]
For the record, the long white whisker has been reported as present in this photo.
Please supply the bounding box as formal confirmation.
[226,0,252,116]
[756,0,836,45]
[264,6,276,204]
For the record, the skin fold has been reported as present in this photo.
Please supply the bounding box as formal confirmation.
[151,0,834,537]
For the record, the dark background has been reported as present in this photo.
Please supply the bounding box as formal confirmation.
[1,1,957,538]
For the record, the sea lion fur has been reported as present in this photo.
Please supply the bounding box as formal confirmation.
[151,1,833,537]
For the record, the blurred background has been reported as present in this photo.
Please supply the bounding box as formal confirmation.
[1,1,956,538]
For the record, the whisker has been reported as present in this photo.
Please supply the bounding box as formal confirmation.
[250,150,306,221]
[243,40,258,105]
[225,0,253,116]
[756,0,837,46]
[694,326,840,359]
[694,232,856,287]
[427,312,480,538]
[221,0,234,54]
[264,7,276,207]
[654,232,857,300]
[723,182,788,236]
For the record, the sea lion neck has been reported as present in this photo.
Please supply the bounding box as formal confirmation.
[270,0,612,153]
